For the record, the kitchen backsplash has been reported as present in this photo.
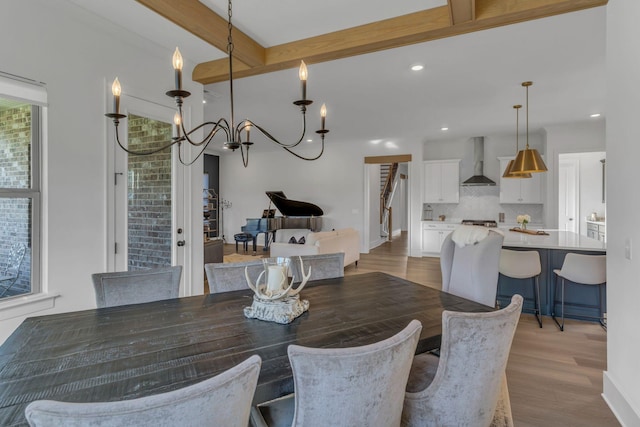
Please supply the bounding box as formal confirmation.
[423,186,544,224]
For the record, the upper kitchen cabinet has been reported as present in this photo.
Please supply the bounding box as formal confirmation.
[498,157,543,203]
[424,159,460,203]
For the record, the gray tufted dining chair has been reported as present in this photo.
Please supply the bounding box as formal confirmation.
[205,260,263,294]
[25,355,262,427]
[251,320,422,427]
[289,252,345,282]
[402,295,523,427]
[91,265,182,308]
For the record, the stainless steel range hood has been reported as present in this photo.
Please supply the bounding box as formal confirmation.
[462,137,496,186]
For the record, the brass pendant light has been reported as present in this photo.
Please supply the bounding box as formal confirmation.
[503,104,532,178]
[508,81,548,174]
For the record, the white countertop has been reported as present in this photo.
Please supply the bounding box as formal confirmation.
[501,229,606,252]
[586,220,606,226]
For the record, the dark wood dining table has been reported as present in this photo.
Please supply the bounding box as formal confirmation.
[0,271,491,426]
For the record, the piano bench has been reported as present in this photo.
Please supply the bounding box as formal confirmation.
[234,233,255,253]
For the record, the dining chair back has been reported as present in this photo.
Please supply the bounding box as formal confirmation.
[289,252,345,282]
[205,260,263,294]
[251,320,422,427]
[25,355,261,427]
[440,230,504,307]
[402,295,523,427]
[92,265,182,308]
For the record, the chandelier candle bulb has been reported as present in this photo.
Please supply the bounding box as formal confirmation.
[299,61,308,101]
[245,121,251,141]
[111,77,121,115]
[173,112,181,138]
[172,47,183,90]
[320,103,326,130]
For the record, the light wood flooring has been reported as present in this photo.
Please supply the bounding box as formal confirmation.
[223,233,619,426]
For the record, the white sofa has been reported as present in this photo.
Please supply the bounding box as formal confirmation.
[269,228,360,267]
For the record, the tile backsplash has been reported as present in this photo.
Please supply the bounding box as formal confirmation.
[422,186,543,224]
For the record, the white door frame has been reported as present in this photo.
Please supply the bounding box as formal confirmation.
[558,157,579,233]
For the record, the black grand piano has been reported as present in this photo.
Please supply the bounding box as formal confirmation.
[239,191,323,251]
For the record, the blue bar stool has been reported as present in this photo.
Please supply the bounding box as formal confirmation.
[499,249,543,327]
[552,253,606,331]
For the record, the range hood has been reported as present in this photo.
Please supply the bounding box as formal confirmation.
[461,137,496,186]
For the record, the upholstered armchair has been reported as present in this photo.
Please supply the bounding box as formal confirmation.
[440,229,504,307]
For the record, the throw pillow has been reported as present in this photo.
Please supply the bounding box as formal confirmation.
[288,236,297,244]
[298,236,306,244]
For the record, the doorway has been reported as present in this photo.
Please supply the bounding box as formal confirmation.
[108,96,187,289]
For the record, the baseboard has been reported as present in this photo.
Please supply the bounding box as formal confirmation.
[603,371,640,426]
[369,237,386,250]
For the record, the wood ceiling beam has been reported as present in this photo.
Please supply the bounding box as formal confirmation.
[135,0,265,67]
[182,0,606,84]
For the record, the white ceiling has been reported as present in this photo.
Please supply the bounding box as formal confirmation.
[65,1,606,149]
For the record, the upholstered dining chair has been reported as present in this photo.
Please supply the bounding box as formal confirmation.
[440,229,504,307]
[250,319,422,427]
[289,252,345,282]
[91,265,182,308]
[24,354,261,427]
[205,260,263,294]
[402,295,523,427]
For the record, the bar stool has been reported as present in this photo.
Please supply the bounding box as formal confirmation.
[499,249,543,327]
[552,253,606,331]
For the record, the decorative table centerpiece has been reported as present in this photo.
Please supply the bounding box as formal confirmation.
[517,214,531,230]
[243,257,311,324]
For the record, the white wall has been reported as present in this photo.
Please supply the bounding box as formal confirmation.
[603,1,640,424]
[0,0,204,344]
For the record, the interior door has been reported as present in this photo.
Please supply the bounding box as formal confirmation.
[110,96,185,277]
[558,158,579,233]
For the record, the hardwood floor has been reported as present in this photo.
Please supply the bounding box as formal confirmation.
[222,232,619,425]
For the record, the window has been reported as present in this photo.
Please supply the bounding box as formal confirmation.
[0,74,44,300]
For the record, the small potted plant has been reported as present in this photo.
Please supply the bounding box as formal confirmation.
[517,214,531,230]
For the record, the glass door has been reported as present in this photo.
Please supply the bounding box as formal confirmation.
[110,97,185,278]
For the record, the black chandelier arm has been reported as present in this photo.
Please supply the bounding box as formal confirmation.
[179,114,231,147]
[281,134,326,161]
[176,137,219,166]
[112,120,179,156]
[246,113,308,149]
[239,143,250,168]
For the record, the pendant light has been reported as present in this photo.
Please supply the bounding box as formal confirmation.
[503,104,532,178]
[508,81,548,174]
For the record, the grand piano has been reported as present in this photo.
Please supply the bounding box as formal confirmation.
[240,191,323,251]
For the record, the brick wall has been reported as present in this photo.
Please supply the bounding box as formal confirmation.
[127,114,172,270]
[0,104,32,296]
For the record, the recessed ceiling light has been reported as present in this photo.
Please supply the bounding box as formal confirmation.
[441,127,449,131]
[306,139,313,142]
[202,99,207,104]
[590,113,601,118]
[411,65,424,71]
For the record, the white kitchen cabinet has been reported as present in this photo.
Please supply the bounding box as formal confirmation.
[424,160,460,203]
[498,157,543,203]
[422,222,457,255]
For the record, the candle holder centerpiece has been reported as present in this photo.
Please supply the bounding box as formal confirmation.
[243,257,311,324]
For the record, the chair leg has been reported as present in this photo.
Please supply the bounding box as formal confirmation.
[533,275,542,328]
[552,276,565,331]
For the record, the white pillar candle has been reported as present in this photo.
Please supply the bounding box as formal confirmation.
[267,265,286,292]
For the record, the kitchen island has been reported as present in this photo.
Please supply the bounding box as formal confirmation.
[497,229,606,323]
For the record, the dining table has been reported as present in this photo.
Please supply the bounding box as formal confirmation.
[0,271,491,426]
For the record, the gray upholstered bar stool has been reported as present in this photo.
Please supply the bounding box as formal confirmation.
[552,253,606,331]
[499,249,542,327]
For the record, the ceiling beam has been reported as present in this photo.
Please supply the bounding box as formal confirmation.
[135,0,265,67]
[185,0,607,84]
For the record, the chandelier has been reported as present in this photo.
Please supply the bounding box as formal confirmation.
[105,0,329,167]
